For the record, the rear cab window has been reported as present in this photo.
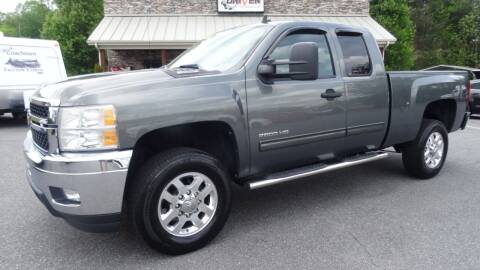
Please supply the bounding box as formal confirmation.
[336,33,372,77]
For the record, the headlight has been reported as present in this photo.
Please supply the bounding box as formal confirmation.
[58,105,118,151]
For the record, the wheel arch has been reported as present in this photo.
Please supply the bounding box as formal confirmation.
[124,121,241,200]
[422,99,457,132]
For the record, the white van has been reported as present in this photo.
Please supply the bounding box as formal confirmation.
[0,37,67,118]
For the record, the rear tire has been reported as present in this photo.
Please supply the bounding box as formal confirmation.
[127,148,232,255]
[401,119,448,179]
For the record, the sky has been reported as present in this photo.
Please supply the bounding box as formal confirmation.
[0,0,27,13]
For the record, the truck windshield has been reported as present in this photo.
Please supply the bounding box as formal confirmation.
[168,24,272,72]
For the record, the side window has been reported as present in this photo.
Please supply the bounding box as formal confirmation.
[269,30,335,78]
[473,71,480,80]
[472,82,480,89]
[337,33,372,77]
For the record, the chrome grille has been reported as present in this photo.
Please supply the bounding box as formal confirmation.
[30,103,49,118]
[31,128,49,151]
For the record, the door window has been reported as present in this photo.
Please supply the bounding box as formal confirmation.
[337,33,372,77]
[472,71,480,80]
[269,29,335,78]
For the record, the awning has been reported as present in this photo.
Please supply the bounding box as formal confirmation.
[87,14,397,50]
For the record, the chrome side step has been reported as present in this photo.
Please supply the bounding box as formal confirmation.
[248,152,389,190]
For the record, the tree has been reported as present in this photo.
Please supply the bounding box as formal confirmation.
[371,0,416,70]
[410,0,479,69]
[42,0,103,75]
[0,13,18,36]
[0,1,51,38]
[456,2,480,68]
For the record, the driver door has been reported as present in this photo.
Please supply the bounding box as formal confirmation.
[246,28,347,175]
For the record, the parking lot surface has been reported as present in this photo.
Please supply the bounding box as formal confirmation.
[1,114,480,270]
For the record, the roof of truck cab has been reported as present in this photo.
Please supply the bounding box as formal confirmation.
[87,14,397,50]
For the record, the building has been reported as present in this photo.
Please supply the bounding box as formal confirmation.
[88,0,396,71]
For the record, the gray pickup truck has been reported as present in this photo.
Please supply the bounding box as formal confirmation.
[24,21,470,254]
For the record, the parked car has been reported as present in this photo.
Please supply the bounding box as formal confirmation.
[470,79,480,115]
[422,65,480,81]
[24,21,470,254]
[0,37,67,119]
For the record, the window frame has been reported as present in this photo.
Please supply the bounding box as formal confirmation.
[336,31,373,78]
[261,27,337,81]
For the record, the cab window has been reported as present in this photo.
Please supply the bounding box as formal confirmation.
[337,33,372,77]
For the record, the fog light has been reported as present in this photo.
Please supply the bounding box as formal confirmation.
[50,187,81,205]
[63,189,81,203]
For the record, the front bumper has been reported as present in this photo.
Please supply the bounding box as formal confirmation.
[24,131,132,232]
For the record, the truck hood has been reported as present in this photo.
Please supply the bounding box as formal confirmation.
[37,69,175,105]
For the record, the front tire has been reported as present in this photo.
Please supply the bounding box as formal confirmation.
[401,119,448,179]
[12,112,26,120]
[128,148,232,255]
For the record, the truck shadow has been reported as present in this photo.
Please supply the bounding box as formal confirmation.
[225,155,409,234]
[47,155,411,261]
[0,114,28,127]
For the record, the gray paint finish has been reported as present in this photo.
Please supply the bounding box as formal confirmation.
[32,21,468,180]
[383,71,468,147]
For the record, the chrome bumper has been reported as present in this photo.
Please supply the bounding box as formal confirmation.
[24,131,132,231]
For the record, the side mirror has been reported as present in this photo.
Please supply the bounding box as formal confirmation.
[257,62,275,77]
[257,42,318,82]
[289,42,318,80]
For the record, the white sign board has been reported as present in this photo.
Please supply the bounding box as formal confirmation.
[0,44,63,86]
[218,0,264,12]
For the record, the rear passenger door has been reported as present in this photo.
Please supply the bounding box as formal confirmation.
[335,31,389,153]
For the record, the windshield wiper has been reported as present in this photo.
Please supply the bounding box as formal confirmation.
[178,64,199,69]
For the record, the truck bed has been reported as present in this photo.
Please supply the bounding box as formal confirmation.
[383,71,469,147]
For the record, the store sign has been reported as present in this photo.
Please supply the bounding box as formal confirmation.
[218,0,264,12]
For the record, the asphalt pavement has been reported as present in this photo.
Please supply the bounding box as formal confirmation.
[1,114,480,270]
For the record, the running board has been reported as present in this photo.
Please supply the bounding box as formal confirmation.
[248,152,389,190]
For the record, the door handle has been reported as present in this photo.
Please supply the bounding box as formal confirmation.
[321,89,342,100]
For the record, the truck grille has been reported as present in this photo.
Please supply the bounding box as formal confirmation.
[30,103,49,118]
[31,128,49,151]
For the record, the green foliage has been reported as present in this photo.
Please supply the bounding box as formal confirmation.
[410,0,480,69]
[0,1,51,38]
[456,4,480,68]
[93,63,104,73]
[41,0,103,75]
[371,0,416,70]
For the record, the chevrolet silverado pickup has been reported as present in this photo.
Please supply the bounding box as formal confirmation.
[24,21,470,254]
